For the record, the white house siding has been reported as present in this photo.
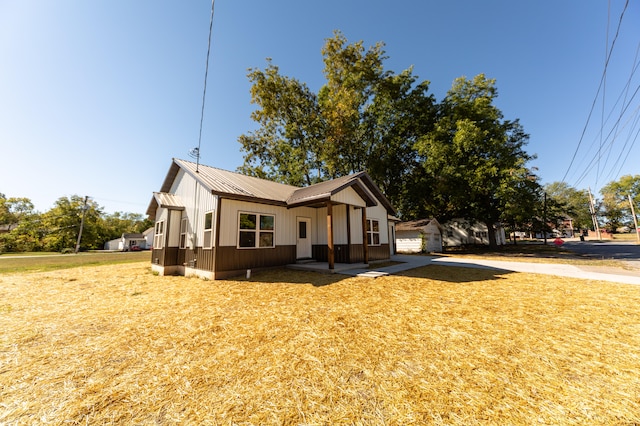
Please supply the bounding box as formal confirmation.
[330,186,367,208]
[169,169,218,248]
[104,239,121,251]
[167,209,183,247]
[332,204,349,245]
[218,199,317,247]
[366,203,389,245]
[316,203,391,246]
[442,220,506,247]
[396,230,422,253]
[350,206,364,243]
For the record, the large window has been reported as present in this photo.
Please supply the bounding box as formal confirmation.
[238,212,275,248]
[366,218,380,246]
[203,211,214,248]
[153,220,165,249]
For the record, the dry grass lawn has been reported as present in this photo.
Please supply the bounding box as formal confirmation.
[1,262,640,425]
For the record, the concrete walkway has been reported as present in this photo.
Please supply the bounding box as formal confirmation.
[335,254,640,285]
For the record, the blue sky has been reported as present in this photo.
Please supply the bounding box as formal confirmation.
[1,1,638,215]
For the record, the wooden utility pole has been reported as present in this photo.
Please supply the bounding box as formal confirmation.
[588,188,601,241]
[629,194,640,243]
[75,196,89,254]
[543,192,548,245]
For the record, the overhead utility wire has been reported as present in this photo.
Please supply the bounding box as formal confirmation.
[562,0,629,183]
[571,50,640,187]
[597,0,612,185]
[195,0,216,173]
[573,101,640,187]
[601,43,640,181]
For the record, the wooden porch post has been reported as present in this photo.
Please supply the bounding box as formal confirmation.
[327,201,334,270]
[361,207,369,265]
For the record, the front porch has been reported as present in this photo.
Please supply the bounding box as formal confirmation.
[286,255,433,277]
[287,260,369,274]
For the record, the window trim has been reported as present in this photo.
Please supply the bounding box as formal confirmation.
[203,210,214,249]
[237,211,275,249]
[154,220,165,250]
[179,217,188,249]
[366,218,381,247]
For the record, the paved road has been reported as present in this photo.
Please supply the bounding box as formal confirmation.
[562,240,640,260]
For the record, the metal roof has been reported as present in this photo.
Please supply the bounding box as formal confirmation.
[147,158,397,217]
[396,218,442,232]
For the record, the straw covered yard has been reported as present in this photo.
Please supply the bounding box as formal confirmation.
[1,262,640,424]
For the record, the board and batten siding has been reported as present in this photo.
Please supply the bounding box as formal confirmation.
[169,169,218,248]
[366,203,390,244]
[218,199,317,247]
[330,186,367,208]
[315,204,351,245]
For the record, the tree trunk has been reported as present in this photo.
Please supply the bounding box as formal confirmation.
[485,220,498,249]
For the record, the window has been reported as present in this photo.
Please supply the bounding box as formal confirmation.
[366,219,380,246]
[299,220,307,239]
[203,211,214,248]
[153,220,164,249]
[179,217,188,249]
[238,212,275,248]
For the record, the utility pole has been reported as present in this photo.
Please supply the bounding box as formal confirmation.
[75,196,89,254]
[543,192,548,245]
[629,194,640,243]
[587,188,601,241]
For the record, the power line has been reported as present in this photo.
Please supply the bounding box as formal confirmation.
[195,0,216,172]
[562,0,630,184]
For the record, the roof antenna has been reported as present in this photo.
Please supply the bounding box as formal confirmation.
[189,147,200,161]
[195,0,216,173]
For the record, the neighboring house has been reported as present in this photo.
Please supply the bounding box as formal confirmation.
[0,223,17,234]
[104,238,120,251]
[121,233,146,251]
[143,227,154,248]
[103,233,147,251]
[442,219,506,247]
[147,158,397,279]
[396,218,443,253]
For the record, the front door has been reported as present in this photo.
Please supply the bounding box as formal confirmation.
[296,217,312,259]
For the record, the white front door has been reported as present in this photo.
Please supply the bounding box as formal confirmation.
[296,217,312,259]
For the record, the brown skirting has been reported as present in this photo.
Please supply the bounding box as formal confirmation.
[215,245,296,272]
[313,243,390,263]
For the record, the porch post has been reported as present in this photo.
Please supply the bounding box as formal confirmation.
[361,207,369,265]
[327,201,334,270]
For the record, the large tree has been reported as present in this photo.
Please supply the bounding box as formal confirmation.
[545,181,591,231]
[238,31,436,213]
[40,196,103,252]
[238,61,325,186]
[415,74,534,247]
[600,174,640,231]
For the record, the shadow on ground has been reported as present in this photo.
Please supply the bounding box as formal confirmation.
[396,264,513,283]
[240,268,346,287]
[241,263,514,286]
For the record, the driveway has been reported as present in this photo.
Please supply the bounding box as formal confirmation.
[339,254,640,285]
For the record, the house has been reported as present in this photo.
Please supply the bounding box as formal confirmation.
[103,233,148,251]
[0,223,17,234]
[142,227,154,248]
[146,158,397,279]
[395,218,443,253]
[442,219,506,247]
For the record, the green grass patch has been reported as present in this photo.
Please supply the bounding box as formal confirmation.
[0,251,151,274]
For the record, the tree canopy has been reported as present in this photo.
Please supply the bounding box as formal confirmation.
[238,32,537,247]
[0,193,152,253]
